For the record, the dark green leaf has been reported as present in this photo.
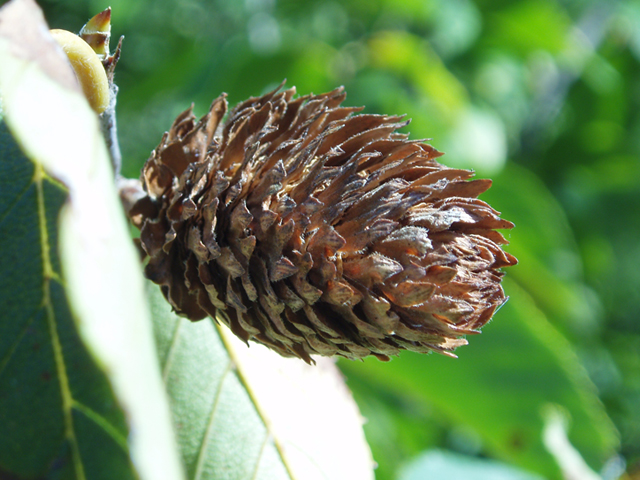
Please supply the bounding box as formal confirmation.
[0,121,135,479]
[482,162,599,336]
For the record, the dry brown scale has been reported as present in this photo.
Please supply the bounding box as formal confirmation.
[128,84,517,364]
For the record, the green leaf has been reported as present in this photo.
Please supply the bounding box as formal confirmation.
[0,0,183,478]
[148,282,375,480]
[486,0,572,56]
[481,162,600,336]
[368,30,468,115]
[344,374,443,480]
[0,120,135,479]
[340,278,618,480]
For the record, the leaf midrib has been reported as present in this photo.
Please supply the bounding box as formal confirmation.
[36,163,87,480]
[36,164,128,476]
[216,322,297,480]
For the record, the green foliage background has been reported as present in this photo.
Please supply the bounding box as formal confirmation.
[32,0,640,478]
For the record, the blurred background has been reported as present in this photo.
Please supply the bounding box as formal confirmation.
[37,0,640,478]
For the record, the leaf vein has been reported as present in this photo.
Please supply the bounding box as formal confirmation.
[0,310,38,380]
[37,164,86,480]
[249,432,271,480]
[215,322,296,480]
[71,400,129,452]
[0,175,34,228]
[192,355,233,480]
[162,318,184,384]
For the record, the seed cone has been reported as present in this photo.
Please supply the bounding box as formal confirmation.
[128,84,517,363]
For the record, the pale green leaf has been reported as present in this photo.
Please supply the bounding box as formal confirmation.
[149,283,375,480]
[0,0,183,478]
[399,450,545,480]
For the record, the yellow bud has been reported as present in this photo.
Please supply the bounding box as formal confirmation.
[50,29,110,114]
[80,8,112,59]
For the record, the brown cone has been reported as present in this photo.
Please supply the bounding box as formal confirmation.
[129,84,517,363]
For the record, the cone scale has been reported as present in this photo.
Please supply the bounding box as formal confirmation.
[129,85,517,363]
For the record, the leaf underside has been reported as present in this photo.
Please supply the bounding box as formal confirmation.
[0,121,136,480]
[149,283,292,480]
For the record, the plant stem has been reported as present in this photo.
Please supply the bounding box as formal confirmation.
[100,82,122,177]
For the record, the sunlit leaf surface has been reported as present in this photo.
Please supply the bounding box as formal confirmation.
[149,283,375,480]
